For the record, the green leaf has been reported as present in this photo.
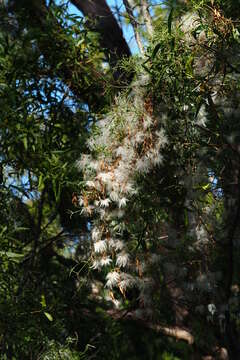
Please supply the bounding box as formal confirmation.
[151,43,161,59]
[13,227,29,233]
[185,55,194,78]
[76,38,85,47]
[38,174,44,191]
[0,226,7,237]
[40,295,46,308]
[44,312,53,322]
[0,251,24,262]
[202,183,210,190]
[184,209,189,227]
[23,137,28,150]
[233,28,240,43]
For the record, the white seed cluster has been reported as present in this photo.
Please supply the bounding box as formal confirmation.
[77,81,167,308]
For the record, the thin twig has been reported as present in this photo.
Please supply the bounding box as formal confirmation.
[122,0,144,54]
[140,0,153,37]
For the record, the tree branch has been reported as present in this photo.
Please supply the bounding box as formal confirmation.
[70,0,131,67]
[140,0,153,37]
[107,309,194,344]
[4,0,113,110]
[30,186,46,266]
[122,0,144,54]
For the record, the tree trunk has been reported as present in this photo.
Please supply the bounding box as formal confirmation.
[71,0,131,72]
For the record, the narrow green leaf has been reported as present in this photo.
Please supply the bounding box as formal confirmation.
[184,209,189,227]
[23,137,28,150]
[44,312,53,321]
[185,55,194,77]
[151,43,161,59]
[0,226,7,236]
[38,174,44,191]
[202,184,210,190]
[40,295,46,308]
[0,251,24,262]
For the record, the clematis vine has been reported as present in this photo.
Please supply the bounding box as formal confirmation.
[77,74,167,312]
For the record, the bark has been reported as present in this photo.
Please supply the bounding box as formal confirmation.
[4,0,102,109]
[107,309,194,344]
[207,93,240,360]
[221,168,240,360]
[5,0,132,110]
[152,323,194,345]
[122,0,144,54]
[140,0,153,37]
[71,0,131,67]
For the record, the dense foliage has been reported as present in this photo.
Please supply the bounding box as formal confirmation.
[0,0,240,359]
